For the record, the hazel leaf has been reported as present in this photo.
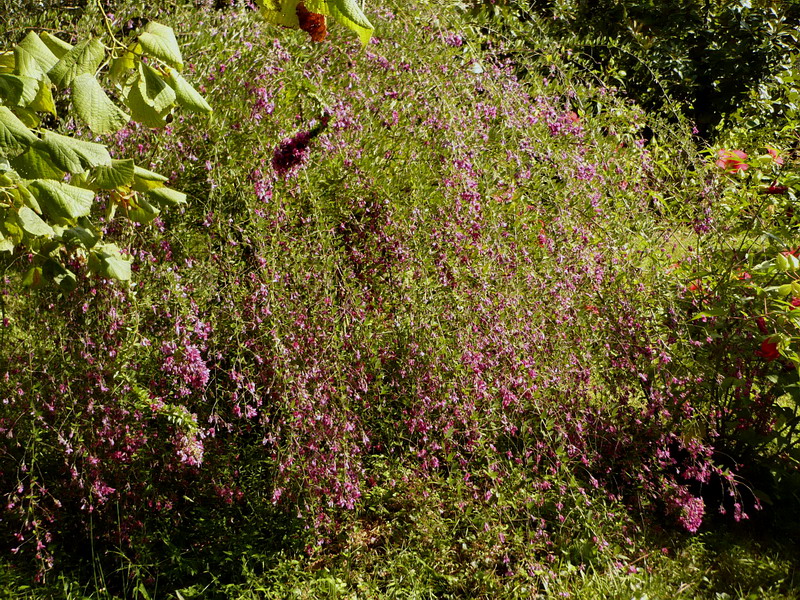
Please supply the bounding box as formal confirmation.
[72,72,130,134]
[28,178,94,222]
[138,22,183,70]
[36,131,112,173]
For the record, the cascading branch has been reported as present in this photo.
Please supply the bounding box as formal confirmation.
[0,22,211,290]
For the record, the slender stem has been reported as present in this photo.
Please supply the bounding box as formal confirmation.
[94,0,128,53]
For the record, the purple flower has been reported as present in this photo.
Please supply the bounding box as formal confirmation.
[677,495,705,532]
[272,130,313,177]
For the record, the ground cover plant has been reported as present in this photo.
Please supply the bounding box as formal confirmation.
[1,0,799,597]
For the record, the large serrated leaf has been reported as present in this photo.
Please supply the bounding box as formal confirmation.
[147,186,186,207]
[22,265,43,286]
[36,131,111,173]
[43,257,77,291]
[0,52,15,73]
[17,31,60,72]
[0,234,13,253]
[92,242,131,281]
[2,214,22,244]
[306,0,373,46]
[132,165,168,192]
[28,76,56,115]
[255,0,373,45]
[48,38,105,89]
[16,182,42,213]
[90,159,135,189]
[0,106,37,155]
[255,0,300,26]
[14,46,45,79]
[108,51,136,85]
[102,255,131,281]
[255,0,300,27]
[62,225,99,249]
[124,80,170,128]
[134,164,168,183]
[10,146,65,180]
[40,32,73,59]
[0,74,39,107]
[28,179,94,222]
[138,22,183,70]
[165,68,212,114]
[17,205,54,237]
[137,63,176,113]
[126,195,160,223]
[72,73,130,134]
[13,108,39,128]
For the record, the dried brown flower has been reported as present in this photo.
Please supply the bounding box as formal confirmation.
[296,1,327,42]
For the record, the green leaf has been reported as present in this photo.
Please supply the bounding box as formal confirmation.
[61,225,99,249]
[0,74,39,107]
[27,77,57,115]
[10,146,64,180]
[14,46,46,79]
[0,231,13,253]
[36,131,111,173]
[91,242,131,281]
[0,106,37,156]
[17,32,60,72]
[133,164,168,186]
[39,32,73,59]
[16,205,54,237]
[16,183,42,213]
[2,212,22,239]
[72,73,131,134]
[137,63,176,113]
[255,0,373,45]
[13,108,40,128]
[43,258,77,291]
[147,186,186,207]
[164,67,212,114]
[90,159,135,190]
[126,195,160,223]
[0,52,14,73]
[138,22,183,70]
[306,0,374,46]
[48,38,105,90]
[691,308,727,319]
[28,179,94,222]
[102,254,131,281]
[22,265,43,287]
[255,0,301,28]
[124,78,170,128]
[108,51,136,85]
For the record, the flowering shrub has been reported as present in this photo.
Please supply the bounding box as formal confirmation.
[1,0,799,595]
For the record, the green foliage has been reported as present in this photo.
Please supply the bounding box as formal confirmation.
[2,0,800,598]
[470,0,800,138]
[0,16,209,288]
[254,0,374,45]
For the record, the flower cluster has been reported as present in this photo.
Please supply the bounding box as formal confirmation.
[271,130,313,177]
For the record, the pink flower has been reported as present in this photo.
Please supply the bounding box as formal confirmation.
[766,146,784,165]
[715,149,748,172]
[272,131,312,177]
[678,495,705,532]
